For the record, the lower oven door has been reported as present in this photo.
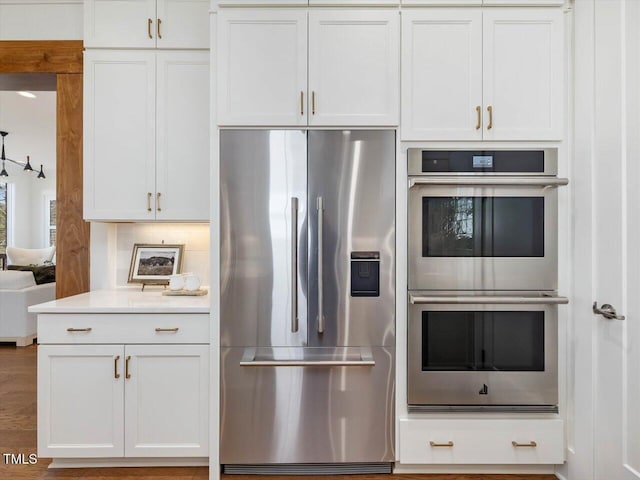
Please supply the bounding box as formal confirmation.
[408,180,559,291]
[408,293,563,412]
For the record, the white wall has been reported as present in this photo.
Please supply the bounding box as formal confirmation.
[0,90,56,249]
[0,0,82,40]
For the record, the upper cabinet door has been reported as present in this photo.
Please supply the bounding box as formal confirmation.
[85,0,157,48]
[482,8,563,140]
[217,9,308,126]
[156,51,210,221]
[84,50,156,221]
[308,9,400,126]
[401,8,483,140]
[84,0,208,49]
[156,0,209,49]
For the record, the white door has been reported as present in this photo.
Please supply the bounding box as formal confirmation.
[84,50,156,221]
[124,345,209,457]
[401,8,482,140]
[308,9,400,126]
[156,0,209,49]
[38,345,125,458]
[84,0,157,48]
[217,8,308,126]
[156,51,210,221]
[482,8,563,141]
[569,1,640,479]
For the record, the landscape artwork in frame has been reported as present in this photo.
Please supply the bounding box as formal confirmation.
[128,243,184,285]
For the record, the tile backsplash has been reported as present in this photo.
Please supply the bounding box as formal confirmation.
[115,223,210,287]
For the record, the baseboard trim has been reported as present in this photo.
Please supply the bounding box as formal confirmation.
[0,334,36,347]
[223,463,393,475]
[48,457,209,469]
[393,463,556,474]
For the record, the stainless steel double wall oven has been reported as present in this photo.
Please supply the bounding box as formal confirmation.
[407,149,568,412]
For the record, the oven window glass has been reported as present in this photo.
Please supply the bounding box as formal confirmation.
[422,311,545,371]
[422,197,544,257]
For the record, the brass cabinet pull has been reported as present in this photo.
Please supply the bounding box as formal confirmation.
[114,355,120,379]
[157,18,162,39]
[125,355,131,379]
[156,192,162,212]
[430,441,454,447]
[66,327,92,332]
[147,192,152,212]
[487,105,493,130]
[300,91,304,115]
[155,327,179,332]
[512,441,537,448]
[148,18,153,39]
[312,91,316,115]
[475,105,481,130]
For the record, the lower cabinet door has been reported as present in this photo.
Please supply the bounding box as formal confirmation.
[124,344,209,457]
[38,345,125,458]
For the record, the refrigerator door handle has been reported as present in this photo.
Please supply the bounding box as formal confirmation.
[239,347,375,367]
[317,196,324,334]
[291,197,299,333]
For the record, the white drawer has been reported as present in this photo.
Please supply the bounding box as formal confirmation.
[399,418,564,465]
[38,314,209,344]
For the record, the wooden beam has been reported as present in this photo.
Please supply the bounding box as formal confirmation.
[0,41,83,74]
[56,73,90,298]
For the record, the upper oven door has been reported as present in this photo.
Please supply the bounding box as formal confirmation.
[408,180,559,291]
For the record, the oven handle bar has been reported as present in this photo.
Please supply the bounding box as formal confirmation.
[408,177,569,188]
[409,294,569,305]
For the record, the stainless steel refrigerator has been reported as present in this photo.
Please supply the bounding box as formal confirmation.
[220,130,396,472]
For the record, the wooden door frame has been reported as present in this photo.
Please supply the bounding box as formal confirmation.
[0,41,88,298]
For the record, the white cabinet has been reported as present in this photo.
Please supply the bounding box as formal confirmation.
[38,345,125,458]
[401,7,563,140]
[401,8,482,140]
[308,10,400,126]
[125,345,209,457]
[217,8,400,126]
[399,418,565,465]
[482,8,563,140]
[217,9,307,126]
[84,49,210,221]
[84,0,209,49]
[38,314,209,459]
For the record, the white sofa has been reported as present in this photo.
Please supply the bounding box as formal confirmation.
[0,270,56,346]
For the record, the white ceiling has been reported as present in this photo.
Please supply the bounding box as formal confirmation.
[0,89,56,176]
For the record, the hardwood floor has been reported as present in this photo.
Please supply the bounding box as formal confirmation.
[0,344,556,480]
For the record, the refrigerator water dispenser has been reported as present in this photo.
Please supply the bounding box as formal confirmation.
[351,252,380,297]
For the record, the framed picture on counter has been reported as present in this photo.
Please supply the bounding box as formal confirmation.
[128,243,184,285]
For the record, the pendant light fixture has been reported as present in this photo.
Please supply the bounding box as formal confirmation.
[0,131,46,179]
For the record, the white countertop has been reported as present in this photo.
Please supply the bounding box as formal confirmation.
[29,289,211,314]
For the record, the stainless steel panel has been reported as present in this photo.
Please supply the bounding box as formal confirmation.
[307,130,396,347]
[408,184,558,291]
[407,298,558,408]
[220,346,395,464]
[407,148,558,176]
[220,130,308,347]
